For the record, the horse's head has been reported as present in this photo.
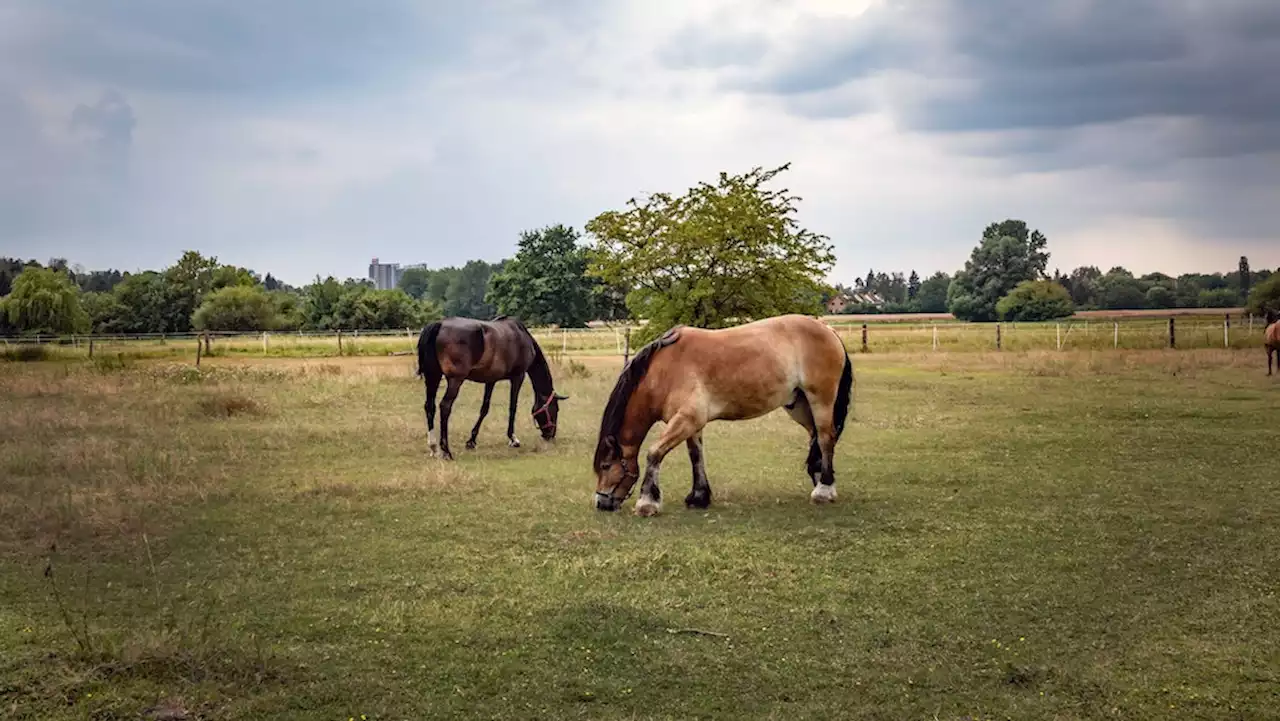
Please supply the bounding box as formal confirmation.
[532,391,569,440]
[593,436,639,511]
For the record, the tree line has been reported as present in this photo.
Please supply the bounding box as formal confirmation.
[833,221,1279,322]
[4,164,1279,338]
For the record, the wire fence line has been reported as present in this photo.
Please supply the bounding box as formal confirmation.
[1,315,1272,359]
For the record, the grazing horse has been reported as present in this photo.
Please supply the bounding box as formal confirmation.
[1267,311,1279,377]
[417,316,568,460]
[592,314,854,515]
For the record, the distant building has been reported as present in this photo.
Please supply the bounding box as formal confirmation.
[369,258,402,290]
[826,289,886,314]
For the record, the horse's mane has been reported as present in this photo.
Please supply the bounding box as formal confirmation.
[593,328,680,470]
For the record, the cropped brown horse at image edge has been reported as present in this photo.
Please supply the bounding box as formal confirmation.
[1266,310,1280,376]
[592,314,854,516]
[417,316,568,460]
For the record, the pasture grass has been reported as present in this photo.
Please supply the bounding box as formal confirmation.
[1,350,1278,720]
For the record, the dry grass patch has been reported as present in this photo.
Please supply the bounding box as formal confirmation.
[193,392,266,419]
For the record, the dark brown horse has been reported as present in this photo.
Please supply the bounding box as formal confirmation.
[592,314,854,515]
[1266,310,1279,376]
[417,316,568,460]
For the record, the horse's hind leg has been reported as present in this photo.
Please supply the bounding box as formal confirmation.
[424,371,442,456]
[804,394,840,504]
[785,391,823,488]
[438,377,465,461]
[684,432,712,509]
[466,382,495,450]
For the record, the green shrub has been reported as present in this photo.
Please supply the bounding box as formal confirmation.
[996,281,1075,322]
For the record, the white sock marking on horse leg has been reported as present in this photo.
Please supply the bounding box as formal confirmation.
[508,436,521,448]
[635,494,662,517]
[810,483,837,504]
[428,427,439,455]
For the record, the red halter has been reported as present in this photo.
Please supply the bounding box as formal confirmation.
[532,393,557,434]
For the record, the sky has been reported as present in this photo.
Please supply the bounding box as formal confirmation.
[2,0,1278,287]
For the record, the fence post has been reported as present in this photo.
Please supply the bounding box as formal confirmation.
[996,323,1002,351]
[89,337,95,359]
[623,328,631,364]
[1224,314,1230,348]
[1169,318,1176,349]
[337,330,343,356]
[861,324,868,353]
[203,332,211,355]
[262,331,269,354]
[196,335,203,367]
[932,325,938,351]
[1056,323,1062,351]
[1114,322,1119,349]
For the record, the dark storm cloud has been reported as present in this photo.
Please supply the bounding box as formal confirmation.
[677,0,1280,157]
[6,0,490,99]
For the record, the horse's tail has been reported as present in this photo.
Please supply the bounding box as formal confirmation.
[833,351,854,441]
[417,321,442,378]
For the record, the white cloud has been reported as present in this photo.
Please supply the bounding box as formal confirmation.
[1,0,1277,286]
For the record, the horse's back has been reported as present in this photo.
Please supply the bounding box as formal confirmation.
[658,315,847,421]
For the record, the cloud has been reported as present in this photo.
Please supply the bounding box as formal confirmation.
[0,0,1276,286]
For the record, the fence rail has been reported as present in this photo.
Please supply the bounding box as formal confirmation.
[1,315,1272,362]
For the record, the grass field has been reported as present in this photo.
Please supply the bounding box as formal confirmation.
[2,349,1278,720]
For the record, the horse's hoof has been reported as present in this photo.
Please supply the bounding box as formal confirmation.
[508,438,521,448]
[441,451,455,461]
[634,497,662,517]
[465,439,477,450]
[684,491,712,509]
[810,484,837,504]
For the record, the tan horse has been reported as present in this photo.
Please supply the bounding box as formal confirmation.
[592,314,854,515]
[1266,311,1279,376]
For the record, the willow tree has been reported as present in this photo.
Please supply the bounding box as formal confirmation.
[585,163,835,343]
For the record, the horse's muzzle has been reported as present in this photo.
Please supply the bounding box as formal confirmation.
[594,492,621,512]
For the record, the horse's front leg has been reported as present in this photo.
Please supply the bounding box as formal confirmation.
[466,383,495,450]
[423,371,442,457]
[506,375,524,448]
[636,412,702,517]
[684,432,712,509]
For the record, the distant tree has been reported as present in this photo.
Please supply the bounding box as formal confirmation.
[192,286,280,332]
[1145,285,1176,310]
[0,257,42,296]
[269,291,304,331]
[911,272,952,313]
[3,267,89,335]
[907,270,921,300]
[111,271,189,333]
[397,267,432,300]
[301,276,346,330]
[1067,266,1103,308]
[78,269,126,294]
[1097,270,1147,310]
[995,280,1075,322]
[1245,273,1280,317]
[1198,288,1240,309]
[586,163,835,343]
[443,260,500,318]
[80,291,127,333]
[948,219,1051,321]
[264,273,282,292]
[331,287,439,330]
[487,224,600,327]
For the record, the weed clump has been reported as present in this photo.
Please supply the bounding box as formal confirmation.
[195,393,265,418]
[1,345,50,362]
